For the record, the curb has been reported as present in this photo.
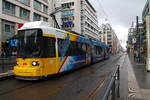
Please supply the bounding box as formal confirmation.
[0,70,14,79]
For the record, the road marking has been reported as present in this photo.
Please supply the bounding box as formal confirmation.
[38,87,62,100]
[86,72,110,100]
[87,78,105,100]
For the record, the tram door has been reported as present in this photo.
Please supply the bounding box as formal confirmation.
[85,44,92,65]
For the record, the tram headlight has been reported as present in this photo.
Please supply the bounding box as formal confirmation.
[32,61,39,66]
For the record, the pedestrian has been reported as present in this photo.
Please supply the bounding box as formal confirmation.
[12,47,17,56]
[134,50,136,60]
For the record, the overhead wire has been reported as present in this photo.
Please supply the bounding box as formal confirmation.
[95,0,110,24]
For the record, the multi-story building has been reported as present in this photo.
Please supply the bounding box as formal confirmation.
[142,0,150,21]
[0,0,54,55]
[142,0,150,69]
[112,33,118,53]
[127,19,144,61]
[100,23,120,53]
[100,24,108,44]
[127,25,135,54]
[100,24,113,45]
[56,0,100,40]
[142,0,150,58]
[0,0,53,41]
[142,0,149,48]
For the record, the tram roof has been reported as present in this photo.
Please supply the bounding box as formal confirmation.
[18,21,78,38]
[18,21,108,46]
[19,21,67,33]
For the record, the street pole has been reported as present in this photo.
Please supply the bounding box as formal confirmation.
[136,16,140,62]
[145,15,150,71]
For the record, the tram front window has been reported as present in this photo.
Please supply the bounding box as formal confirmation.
[17,29,43,58]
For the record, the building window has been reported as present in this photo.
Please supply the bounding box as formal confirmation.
[17,0,30,6]
[61,2,74,8]
[43,5,48,14]
[2,1,15,16]
[2,20,15,40]
[43,17,48,22]
[61,16,74,22]
[108,35,111,37]
[61,9,74,17]
[34,0,41,11]
[4,24,15,34]
[42,0,48,3]
[5,24,11,32]
[33,13,41,21]
[20,8,30,20]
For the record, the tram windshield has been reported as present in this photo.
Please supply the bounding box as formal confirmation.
[17,29,43,58]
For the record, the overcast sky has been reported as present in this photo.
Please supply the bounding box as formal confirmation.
[89,0,147,49]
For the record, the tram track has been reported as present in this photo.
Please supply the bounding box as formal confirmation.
[0,79,35,96]
[0,54,123,100]
[0,82,34,96]
[53,54,122,87]
[43,54,123,100]
[84,55,123,100]
[86,73,108,100]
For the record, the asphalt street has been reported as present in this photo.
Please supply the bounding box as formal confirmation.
[0,54,124,100]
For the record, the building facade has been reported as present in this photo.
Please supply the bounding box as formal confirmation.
[100,23,120,53]
[142,0,150,64]
[142,0,150,21]
[127,19,144,63]
[56,0,100,40]
[142,0,150,70]
[0,0,53,55]
[127,26,135,54]
[0,0,53,40]
[100,24,113,45]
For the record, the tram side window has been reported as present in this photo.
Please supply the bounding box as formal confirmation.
[65,41,86,56]
[100,47,103,55]
[92,46,97,55]
[77,43,85,56]
[66,41,76,56]
[95,46,99,55]
[58,39,63,57]
[101,47,105,55]
[96,46,103,55]
[72,41,78,56]
[86,44,91,53]
[58,38,71,57]
[43,37,56,57]
[107,47,110,53]
[58,39,86,57]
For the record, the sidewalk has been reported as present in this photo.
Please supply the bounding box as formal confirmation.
[129,55,150,100]
[0,57,16,79]
[120,54,150,100]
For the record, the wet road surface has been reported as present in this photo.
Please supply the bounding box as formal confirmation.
[0,54,124,100]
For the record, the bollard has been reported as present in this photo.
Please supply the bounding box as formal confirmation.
[112,80,116,100]
[117,66,120,98]
[2,57,4,73]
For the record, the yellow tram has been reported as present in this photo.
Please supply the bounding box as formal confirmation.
[13,21,109,80]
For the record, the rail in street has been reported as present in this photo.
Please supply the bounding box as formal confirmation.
[0,54,124,100]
